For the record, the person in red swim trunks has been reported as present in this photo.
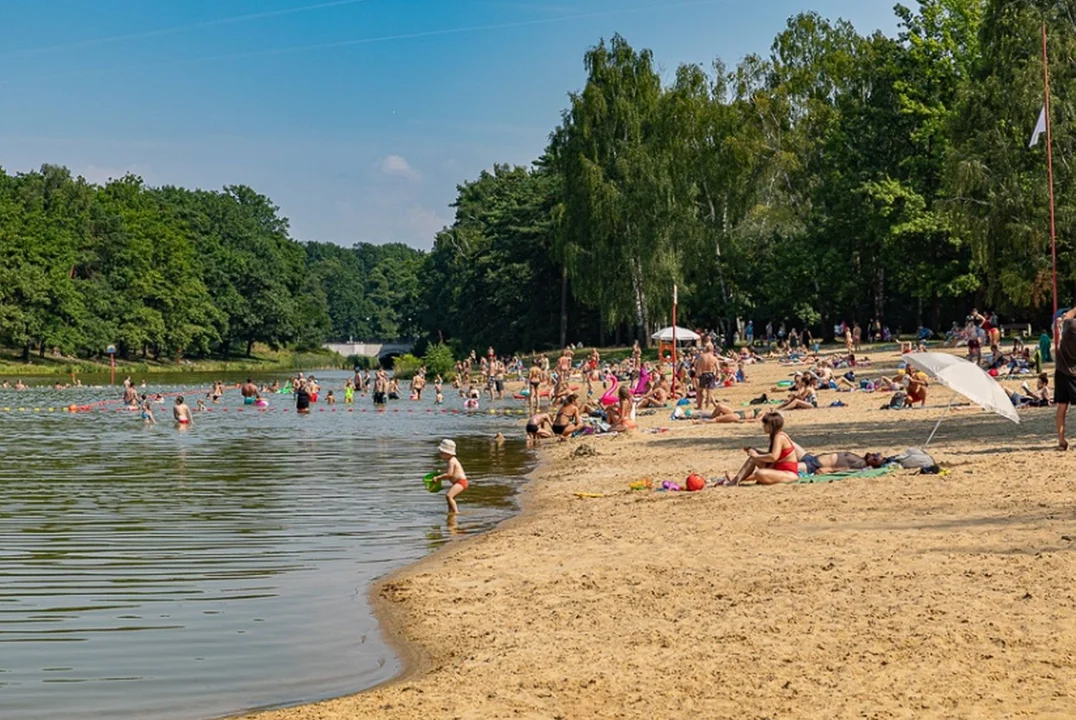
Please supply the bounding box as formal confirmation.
[433,439,468,514]
[720,412,800,486]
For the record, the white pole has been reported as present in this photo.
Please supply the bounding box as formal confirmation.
[924,391,957,448]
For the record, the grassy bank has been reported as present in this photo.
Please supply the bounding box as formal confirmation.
[0,348,346,377]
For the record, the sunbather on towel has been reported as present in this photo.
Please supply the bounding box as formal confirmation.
[798,451,885,476]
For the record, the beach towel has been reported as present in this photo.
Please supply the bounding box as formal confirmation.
[796,466,897,484]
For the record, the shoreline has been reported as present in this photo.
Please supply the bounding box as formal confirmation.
[239,357,1076,719]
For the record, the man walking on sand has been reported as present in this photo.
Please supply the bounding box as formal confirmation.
[1055,307,1076,450]
[695,342,719,411]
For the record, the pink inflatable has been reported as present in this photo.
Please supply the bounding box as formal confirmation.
[599,373,619,407]
[632,366,651,396]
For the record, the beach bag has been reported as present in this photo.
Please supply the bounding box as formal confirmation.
[890,448,939,473]
[885,391,907,410]
[748,393,769,405]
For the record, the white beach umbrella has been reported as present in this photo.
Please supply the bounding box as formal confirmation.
[651,326,700,343]
[904,352,1019,446]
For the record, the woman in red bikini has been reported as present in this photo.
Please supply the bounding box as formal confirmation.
[721,412,800,486]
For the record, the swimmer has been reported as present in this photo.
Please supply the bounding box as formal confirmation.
[123,383,138,408]
[140,396,156,425]
[241,377,257,405]
[255,393,269,409]
[196,399,207,412]
[173,396,194,427]
[432,439,468,514]
[295,381,312,414]
[344,384,354,404]
[373,370,388,406]
[326,390,336,405]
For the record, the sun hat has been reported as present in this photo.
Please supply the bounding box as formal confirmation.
[438,439,457,456]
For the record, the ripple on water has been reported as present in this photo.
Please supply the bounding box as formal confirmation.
[0,372,531,719]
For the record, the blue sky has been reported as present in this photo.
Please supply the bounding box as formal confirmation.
[0,0,899,248]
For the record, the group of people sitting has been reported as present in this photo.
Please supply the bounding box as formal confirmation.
[715,411,931,486]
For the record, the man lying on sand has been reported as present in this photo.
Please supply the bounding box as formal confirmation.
[798,450,885,476]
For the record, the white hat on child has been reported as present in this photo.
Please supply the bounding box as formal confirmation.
[438,439,457,456]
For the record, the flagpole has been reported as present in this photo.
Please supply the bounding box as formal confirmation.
[1043,23,1060,351]
[671,284,678,396]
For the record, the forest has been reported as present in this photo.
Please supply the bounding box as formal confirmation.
[0,0,1071,360]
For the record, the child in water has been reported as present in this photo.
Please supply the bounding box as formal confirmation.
[140,395,156,425]
[433,439,468,514]
[326,390,336,405]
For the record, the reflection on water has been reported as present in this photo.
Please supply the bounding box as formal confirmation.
[0,372,532,720]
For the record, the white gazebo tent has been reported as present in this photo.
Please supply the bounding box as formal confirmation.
[652,326,700,367]
[651,326,700,343]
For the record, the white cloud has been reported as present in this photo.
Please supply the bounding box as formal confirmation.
[405,205,450,239]
[378,154,421,181]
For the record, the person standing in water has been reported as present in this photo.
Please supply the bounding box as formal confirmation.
[433,439,468,514]
[241,378,257,405]
[173,397,194,427]
[140,395,156,425]
[295,381,312,414]
[373,370,388,406]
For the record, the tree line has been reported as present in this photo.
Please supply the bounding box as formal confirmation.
[3,0,1071,361]
[426,0,1074,350]
[0,166,423,362]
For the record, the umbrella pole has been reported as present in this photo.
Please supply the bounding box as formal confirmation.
[924,391,957,448]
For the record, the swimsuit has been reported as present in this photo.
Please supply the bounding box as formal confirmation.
[802,454,821,475]
[551,423,568,436]
[773,434,798,474]
[699,372,716,389]
[526,423,540,434]
[453,477,469,491]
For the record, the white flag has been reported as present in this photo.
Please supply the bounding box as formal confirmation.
[1030,106,1047,147]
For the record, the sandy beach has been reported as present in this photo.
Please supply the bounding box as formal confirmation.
[242,353,1076,719]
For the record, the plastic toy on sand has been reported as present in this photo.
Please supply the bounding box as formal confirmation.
[423,472,443,493]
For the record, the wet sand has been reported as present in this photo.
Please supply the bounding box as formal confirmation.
[242,353,1076,719]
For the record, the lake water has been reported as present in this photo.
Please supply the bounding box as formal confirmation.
[0,371,532,719]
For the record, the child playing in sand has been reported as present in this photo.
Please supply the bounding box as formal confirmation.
[433,439,468,514]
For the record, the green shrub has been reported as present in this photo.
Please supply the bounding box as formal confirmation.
[345,354,379,370]
[423,343,455,380]
[393,354,423,379]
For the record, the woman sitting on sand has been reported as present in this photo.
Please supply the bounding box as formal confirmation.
[778,375,818,411]
[905,372,928,407]
[718,412,800,486]
[606,386,636,432]
[552,393,584,439]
